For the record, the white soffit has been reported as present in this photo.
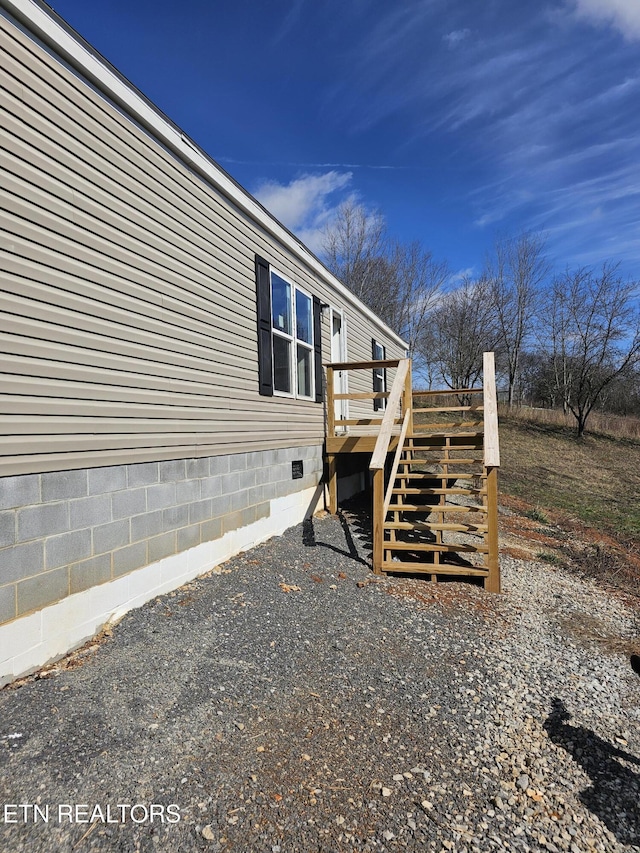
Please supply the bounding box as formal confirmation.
[1,0,408,350]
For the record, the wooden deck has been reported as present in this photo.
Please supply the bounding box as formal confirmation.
[324,354,501,592]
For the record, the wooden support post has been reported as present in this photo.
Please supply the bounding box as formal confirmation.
[326,366,335,438]
[328,454,337,515]
[403,359,414,435]
[372,467,384,575]
[485,465,500,593]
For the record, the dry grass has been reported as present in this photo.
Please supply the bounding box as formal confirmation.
[498,412,640,596]
[501,405,640,441]
[498,415,640,541]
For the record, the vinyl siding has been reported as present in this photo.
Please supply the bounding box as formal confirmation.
[0,9,405,477]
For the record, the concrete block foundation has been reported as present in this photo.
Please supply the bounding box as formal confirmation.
[0,445,325,685]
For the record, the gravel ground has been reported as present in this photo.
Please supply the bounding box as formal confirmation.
[0,506,639,853]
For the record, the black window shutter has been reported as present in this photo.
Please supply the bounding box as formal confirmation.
[313,297,323,403]
[372,338,380,411]
[372,338,386,411]
[255,255,273,396]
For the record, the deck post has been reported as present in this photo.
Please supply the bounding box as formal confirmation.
[485,465,500,593]
[372,466,384,574]
[326,366,338,514]
[403,358,414,435]
[328,454,338,515]
[482,352,501,593]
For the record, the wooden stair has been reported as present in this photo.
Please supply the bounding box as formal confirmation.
[325,352,501,592]
[381,428,493,581]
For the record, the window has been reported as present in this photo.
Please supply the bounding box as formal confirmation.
[372,339,386,411]
[295,288,313,398]
[255,256,323,402]
[271,272,293,394]
[270,272,313,399]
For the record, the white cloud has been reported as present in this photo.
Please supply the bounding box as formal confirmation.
[253,171,353,252]
[443,28,470,47]
[447,266,476,286]
[568,0,640,40]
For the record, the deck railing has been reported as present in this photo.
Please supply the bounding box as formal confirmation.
[482,352,500,591]
[323,354,500,592]
[368,359,411,574]
[326,358,408,437]
[325,358,411,514]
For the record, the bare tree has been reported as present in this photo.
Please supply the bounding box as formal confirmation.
[321,199,387,310]
[545,263,640,437]
[384,239,449,357]
[486,232,547,407]
[545,278,572,415]
[599,364,640,416]
[321,202,447,359]
[421,275,499,393]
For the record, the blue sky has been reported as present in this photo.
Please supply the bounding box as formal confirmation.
[48,0,640,280]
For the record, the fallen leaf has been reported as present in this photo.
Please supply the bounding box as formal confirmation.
[311,575,324,583]
[279,583,302,593]
[338,572,347,579]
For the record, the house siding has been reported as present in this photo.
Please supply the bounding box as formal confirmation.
[0,10,405,476]
[0,3,407,682]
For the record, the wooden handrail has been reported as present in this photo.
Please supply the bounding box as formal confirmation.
[334,391,389,400]
[335,418,402,426]
[413,387,483,397]
[413,405,483,414]
[370,359,410,471]
[483,352,500,467]
[326,359,401,370]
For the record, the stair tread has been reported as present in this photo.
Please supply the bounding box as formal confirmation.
[408,435,484,450]
[384,541,489,553]
[398,459,484,466]
[387,503,487,513]
[392,487,485,495]
[384,521,488,532]
[381,561,489,576]
[409,430,485,437]
[395,472,485,480]
[407,442,484,449]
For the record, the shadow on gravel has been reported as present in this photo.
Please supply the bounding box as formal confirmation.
[302,515,368,566]
[544,698,640,846]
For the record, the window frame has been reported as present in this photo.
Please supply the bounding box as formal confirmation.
[294,285,314,401]
[270,268,315,401]
[372,339,387,412]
